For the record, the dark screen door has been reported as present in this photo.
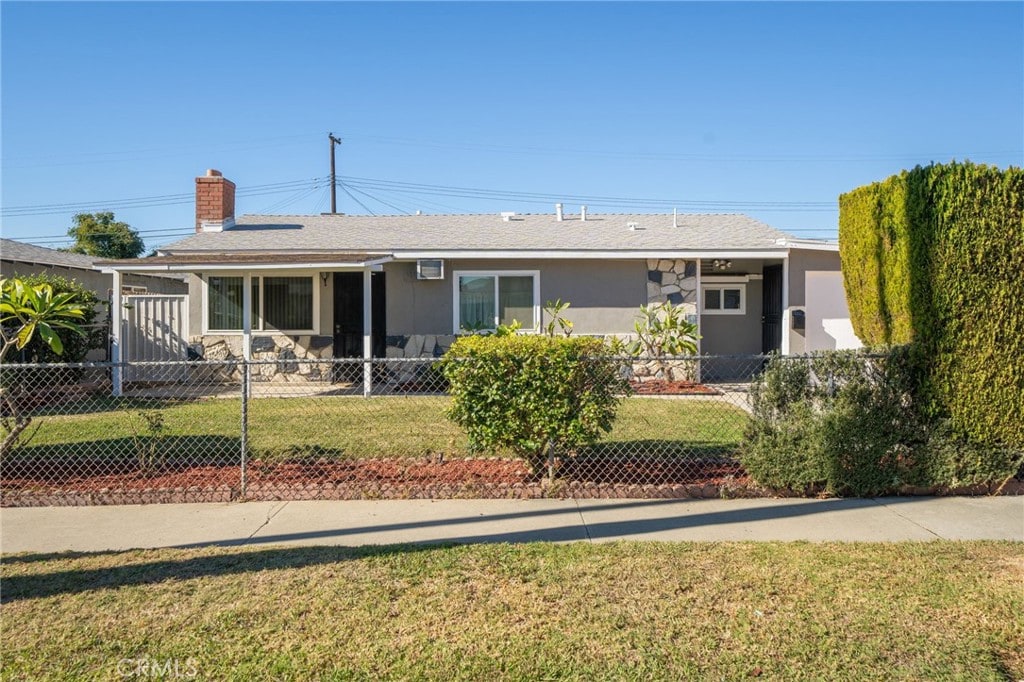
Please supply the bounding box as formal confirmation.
[761,264,783,354]
[333,272,386,381]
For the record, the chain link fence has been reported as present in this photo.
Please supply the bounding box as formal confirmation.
[4,355,1019,506]
[0,355,772,506]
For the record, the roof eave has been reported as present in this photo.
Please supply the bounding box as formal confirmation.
[96,255,394,273]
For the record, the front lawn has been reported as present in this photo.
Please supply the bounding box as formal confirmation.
[2,542,1021,680]
[14,396,748,461]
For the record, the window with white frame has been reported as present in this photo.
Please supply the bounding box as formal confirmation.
[454,271,539,332]
[206,275,315,332]
[702,283,746,315]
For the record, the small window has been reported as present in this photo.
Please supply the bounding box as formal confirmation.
[455,271,538,332]
[702,284,745,315]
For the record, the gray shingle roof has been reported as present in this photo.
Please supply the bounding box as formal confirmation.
[159,213,794,254]
[0,238,98,269]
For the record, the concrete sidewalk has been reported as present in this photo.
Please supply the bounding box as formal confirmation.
[3,497,1022,553]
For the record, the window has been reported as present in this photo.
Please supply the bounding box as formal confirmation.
[206,275,315,332]
[263,277,313,330]
[702,284,745,315]
[454,271,539,332]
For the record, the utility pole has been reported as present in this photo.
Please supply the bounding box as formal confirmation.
[328,132,342,214]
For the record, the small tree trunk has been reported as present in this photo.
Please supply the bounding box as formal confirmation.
[0,416,32,458]
[0,390,32,458]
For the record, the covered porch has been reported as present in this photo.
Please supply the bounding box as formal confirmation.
[97,252,393,397]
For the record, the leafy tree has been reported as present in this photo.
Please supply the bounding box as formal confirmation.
[66,211,145,259]
[1,277,88,456]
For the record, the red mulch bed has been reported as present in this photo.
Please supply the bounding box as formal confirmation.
[5,457,1018,506]
[1,456,753,505]
[629,380,720,395]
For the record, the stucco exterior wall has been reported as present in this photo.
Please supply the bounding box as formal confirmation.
[384,258,655,336]
[187,273,204,336]
[805,270,864,351]
[785,248,844,354]
[179,257,714,385]
[699,279,764,356]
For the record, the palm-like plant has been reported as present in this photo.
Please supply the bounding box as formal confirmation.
[1,277,89,456]
[1,278,88,361]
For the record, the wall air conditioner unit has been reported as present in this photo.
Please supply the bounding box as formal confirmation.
[416,259,445,280]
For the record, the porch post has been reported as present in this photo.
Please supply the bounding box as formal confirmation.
[362,266,373,397]
[242,273,252,362]
[694,260,702,383]
[781,254,791,355]
[111,270,123,396]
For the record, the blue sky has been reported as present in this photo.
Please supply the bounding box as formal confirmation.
[2,1,1022,250]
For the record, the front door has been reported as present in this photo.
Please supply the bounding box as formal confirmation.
[332,272,386,382]
[761,264,783,354]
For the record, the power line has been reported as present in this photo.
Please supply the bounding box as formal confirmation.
[2,178,329,217]
[3,134,324,170]
[340,182,411,216]
[338,185,376,216]
[336,132,1024,164]
[339,176,837,212]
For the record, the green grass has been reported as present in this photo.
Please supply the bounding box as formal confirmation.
[14,396,749,461]
[2,542,1021,680]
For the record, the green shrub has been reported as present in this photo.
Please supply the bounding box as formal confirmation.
[439,334,626,476]
[742,349,1023,495]
[839,162,1024,452]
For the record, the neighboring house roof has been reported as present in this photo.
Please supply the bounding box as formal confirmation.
[0,238,98,270]
[157,213,796,255]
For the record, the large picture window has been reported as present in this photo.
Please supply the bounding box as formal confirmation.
[206,275,315,331]
[455,271,539,332]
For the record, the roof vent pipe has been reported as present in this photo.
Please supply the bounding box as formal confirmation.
[580,205,587,222]
[555,203,563,221]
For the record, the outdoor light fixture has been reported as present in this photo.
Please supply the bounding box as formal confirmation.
[320,272,330,287]
[712,259,733,271]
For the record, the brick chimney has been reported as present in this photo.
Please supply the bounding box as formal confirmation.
[195,169,235,232]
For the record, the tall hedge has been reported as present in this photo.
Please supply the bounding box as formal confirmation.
[838,162,1024,449]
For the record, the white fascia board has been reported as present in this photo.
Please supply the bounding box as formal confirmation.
[783,241,840,252]
[391,250,789,260]
[97,256,393,274]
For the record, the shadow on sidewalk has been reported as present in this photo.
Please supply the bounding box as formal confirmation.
[1,496,949,602]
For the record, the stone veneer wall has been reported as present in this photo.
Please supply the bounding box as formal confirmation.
[639,259,699,381]
[189,334,334,383]
[646,258,697,314]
